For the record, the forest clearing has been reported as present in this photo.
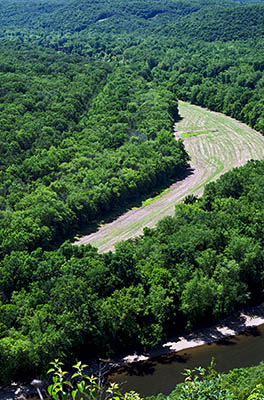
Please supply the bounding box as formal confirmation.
[74,101,264,252]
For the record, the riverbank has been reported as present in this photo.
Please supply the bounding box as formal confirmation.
[117,302,264,364]
[2,303,264,400]
[108,302,264,396]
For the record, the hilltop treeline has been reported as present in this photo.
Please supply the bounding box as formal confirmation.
[1,0,263,134]
[1,160,264,383]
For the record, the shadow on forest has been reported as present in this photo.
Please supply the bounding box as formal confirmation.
[174,114,183,123]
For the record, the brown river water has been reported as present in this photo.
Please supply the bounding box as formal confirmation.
[109,324,264,397]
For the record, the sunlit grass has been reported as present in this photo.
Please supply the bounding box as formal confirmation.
[181,129,217,138]
[76,101,264,252]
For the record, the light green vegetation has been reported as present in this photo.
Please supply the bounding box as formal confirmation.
[48,360,140,400]
[149,362,264,400]
[133,188,170,208]
[181,129,218,138]
[75,101,264,252]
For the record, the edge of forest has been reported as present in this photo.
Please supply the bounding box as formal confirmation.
[112,302,264,366]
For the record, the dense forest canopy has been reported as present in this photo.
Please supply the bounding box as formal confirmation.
[0,43,189,254]
[0,0,263,387]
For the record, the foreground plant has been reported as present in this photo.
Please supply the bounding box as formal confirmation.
[47,360,142,400]
[175,366,235,400]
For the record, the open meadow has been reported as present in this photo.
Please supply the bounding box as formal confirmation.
[75,101,264,252]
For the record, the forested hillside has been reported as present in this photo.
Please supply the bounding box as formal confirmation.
[1,160,264,384]
[0,43,188,254]
[0,0,264,386]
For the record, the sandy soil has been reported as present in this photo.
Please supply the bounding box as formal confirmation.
[120,302,264,364]
[74,101,264,252]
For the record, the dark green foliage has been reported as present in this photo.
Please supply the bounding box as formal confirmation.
[0,0,263,386]
[0,40,189,384]
[0,43,189,255]
[1,0,263,135]
[1,161,264,383]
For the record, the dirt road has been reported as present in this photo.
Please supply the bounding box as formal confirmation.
[74,101,264,252]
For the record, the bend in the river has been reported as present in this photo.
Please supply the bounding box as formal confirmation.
[74,101,264,252]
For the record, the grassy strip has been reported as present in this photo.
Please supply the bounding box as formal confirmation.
[132,188,169,209]
[78,101,264,253]
[182,129,217,138]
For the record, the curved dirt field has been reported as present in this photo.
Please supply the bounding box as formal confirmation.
[74,101,264,252]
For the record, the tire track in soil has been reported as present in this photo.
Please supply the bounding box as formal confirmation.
[74,101,264,253]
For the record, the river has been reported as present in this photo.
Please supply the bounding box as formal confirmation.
[109,324,264,397]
